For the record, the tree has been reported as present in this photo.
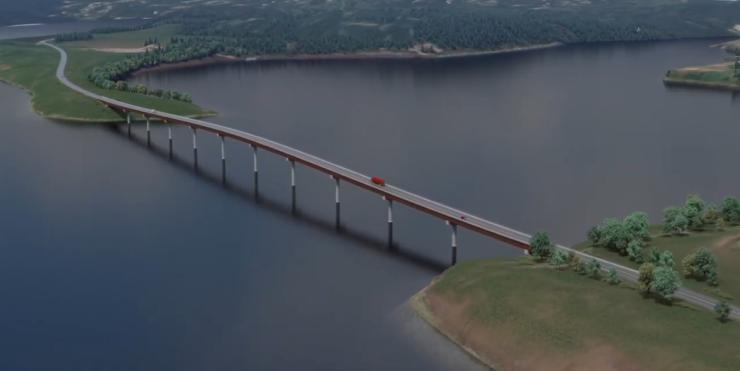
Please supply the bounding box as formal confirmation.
[586,259,602,279]
[607,268,621,285]
[651,266,681,302]
[663,206,688,235]
[115,81,128,91]
[638,262,655,294]
[657,250,675,268]
[683,194,706,231]
[587,225,601,245]
[721,197,740,225]
[682,247,717,284]
[624,212,650,241]
[530,232,553,261]
[715,300,731,323]
[598,218,630,254]
[549,249,569,268]
[626,240,644,263]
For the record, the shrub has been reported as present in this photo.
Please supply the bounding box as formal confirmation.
[626,240,644,263]
[721,196,740,225]
[651,266,682,303]
[682,247,718,284]
[606,268,621,285]
[715,300,732,323]
[549,249,569,268]
[530,232,553,262]
[586,259,602,279]
[638,263,655,294]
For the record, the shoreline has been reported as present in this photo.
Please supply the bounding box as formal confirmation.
[409,277,499,371]
[130,42,562,76]
[663,76,740,92]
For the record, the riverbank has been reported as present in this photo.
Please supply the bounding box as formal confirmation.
[664,40,740,91]
[664,63,740,91]
[0,39,213,123]
[412,259,740,371]
[129,43,562,76]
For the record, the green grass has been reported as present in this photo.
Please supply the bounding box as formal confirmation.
[63,24,182,49]
[665,63,740,90]
[0,33,210,123]
[424,259,740,370]
[576,225,740,302]
[0,41,120,122]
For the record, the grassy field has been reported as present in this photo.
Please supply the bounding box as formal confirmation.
[664,61,740,91]
[413,259,740,371]
[0,25,210,123]
[576,225,740,301]
[0,41,120,122]
[63,24,181,49]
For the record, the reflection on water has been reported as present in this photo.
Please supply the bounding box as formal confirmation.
[1,38,739,370]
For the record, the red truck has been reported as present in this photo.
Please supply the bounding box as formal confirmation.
[371,176,386,186]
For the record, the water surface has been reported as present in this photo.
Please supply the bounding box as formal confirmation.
[1,38,739,370]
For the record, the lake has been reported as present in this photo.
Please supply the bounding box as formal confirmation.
[1,35,739,370]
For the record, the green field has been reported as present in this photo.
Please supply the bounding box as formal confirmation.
[664,63,740,91]
[577,225,740,302]
[0,41,120,122]
[0,25,210,123]
[414,259,740,371]
[63,24,181,49]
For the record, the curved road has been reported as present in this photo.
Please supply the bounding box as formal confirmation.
[42,40,738,320]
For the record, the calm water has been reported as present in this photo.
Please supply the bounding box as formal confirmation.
[2,36,740,370]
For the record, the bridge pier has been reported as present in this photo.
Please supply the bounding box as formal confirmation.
[146,116,151,147]
[334,177,340,229]
[252,144,259,195]
[167,123,173,158]
[191,126,198,169]
[219,134,226,183]
[289,159,296,212]
[126,112,131,137]
[450,223,458,266]
[386,197,393,248]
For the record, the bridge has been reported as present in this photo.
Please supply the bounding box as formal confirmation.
[42,40,738,319]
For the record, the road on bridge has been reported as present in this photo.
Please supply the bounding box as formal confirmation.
[42,40,739,320]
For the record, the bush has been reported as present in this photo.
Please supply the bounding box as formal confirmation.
[663,206,688,234]
[626,240,644,263]
[651,266,682,302]
[682,247,718,284]
[530,232,553,262]
[721,196,740,225]
[549,249,569,268]
[586,259,602,279]
[638,262,655,294]
[715,300,732,323]
[606,268,621,285]
[573,256,587,275]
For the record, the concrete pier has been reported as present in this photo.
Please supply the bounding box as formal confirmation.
[451,223,458,266]
[146,116,151,146]
[252,144,259,195]
[387,198,394,248]
[334,177,340,228]
[191,126,198,169]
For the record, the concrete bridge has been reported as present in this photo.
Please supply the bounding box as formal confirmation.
[42,40,738,319]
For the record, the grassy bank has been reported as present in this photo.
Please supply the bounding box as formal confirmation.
[664,62,740,91]
[0,25,210,123]
[0,41,121,122]
[576,225,740,301]
[413,259,740,371]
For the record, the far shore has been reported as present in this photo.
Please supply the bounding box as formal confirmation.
[663,76,740,92]
[130,42,562,76]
